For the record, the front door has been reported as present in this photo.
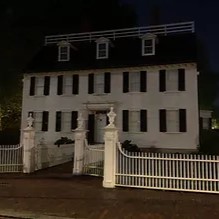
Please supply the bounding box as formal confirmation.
[95,111,107,143]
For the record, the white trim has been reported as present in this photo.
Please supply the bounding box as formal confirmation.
[96,42,109,59]
[142,38,156,56]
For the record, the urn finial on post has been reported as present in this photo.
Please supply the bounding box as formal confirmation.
[26,113,34,129]
[106,107,116,128]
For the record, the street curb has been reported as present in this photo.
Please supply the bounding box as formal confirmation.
[0,209,78,219]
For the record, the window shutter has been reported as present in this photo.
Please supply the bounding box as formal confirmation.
[42,111,49,131]
[140,71,147,92]
[179,109,187,132]
[55,111,62,132]
[104,72,111,93]
[159,70,166,92]
[178,69,185,91]
[122,110,129,132]
[159,109,166,132]
[123,72,129,93]
[72,75,79,94]
[44,76,50,96]
[57,75,63,95]
[140,110,147,132]
[88,114,95,144]
[29,77,35,96]
[71,111,78,130]
[88,74,94,94]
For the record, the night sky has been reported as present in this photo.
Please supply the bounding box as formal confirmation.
[122,0,219,72]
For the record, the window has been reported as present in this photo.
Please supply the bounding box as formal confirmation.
[123,110,147,132]
[35,77,44,96]
[62,112,71,132]
[88,73,111,94]
[34,112,43,131]
[57,75,63,95]
[159,69,185,92]
[58,45,70,61]
[42,111,49,131]
[141,34,156,56]
[56,111,62,132]
[96,37,109,59]
[159,109,187,132]
[44,76,50,96]
[71,111,78,130]
[29,77,35,96]
[123,71,147,93]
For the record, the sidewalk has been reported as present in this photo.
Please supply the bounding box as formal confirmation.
[0,163,219,219]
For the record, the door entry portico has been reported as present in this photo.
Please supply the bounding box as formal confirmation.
[88,111,107,144]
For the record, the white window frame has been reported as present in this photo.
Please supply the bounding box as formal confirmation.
[35,77,44,96]
[94,74,105,94]
[129,72,140,92]
[63,75,73,95]
[166,109,179,133]
[141,34,156,56]
[57,41,70,62]
[96,37,110,59]
[129,110,140,132]
[166,69,178,91]
[61,111,72,133]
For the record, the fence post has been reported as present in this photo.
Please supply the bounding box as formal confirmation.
[23,113,35,173]
[73,112,87,175]
[103,107,118,188]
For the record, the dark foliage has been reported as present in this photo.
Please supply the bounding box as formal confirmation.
[0,130,20,144]
[199,130,219,155]
[54,137,74,147]
[122,140,141,152]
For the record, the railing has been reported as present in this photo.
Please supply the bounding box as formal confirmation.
[83,140,104,176]
[0,144,23,173]
[116,142,219,194]
[45,21,195,45]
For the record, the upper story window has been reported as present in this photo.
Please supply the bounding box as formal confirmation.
[96,37,110,59]
[58,41,70,62]
[123,71,147,93]
[88,72,111,94]
[141,33,156,56]
[159,68,185,92]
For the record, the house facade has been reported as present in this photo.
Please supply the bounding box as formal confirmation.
[21,21,199,152]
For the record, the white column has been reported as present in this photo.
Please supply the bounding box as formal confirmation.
[23,114,35,173]
[73,112,87,175]
[103,107,117,188]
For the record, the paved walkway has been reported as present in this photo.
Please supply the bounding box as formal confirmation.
[0,163,219,219]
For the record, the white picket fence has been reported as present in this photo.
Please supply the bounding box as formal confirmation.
[116,142,219,194]
[83,141,104,176]
[0,144,23,173]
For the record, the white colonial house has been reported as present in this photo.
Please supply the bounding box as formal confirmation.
[21,21,200,152]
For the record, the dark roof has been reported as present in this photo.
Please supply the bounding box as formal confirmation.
[26,33,197,73]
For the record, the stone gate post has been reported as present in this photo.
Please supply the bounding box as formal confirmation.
[103,107,118,188]
[73,112,87,175]
[23,113,35,173]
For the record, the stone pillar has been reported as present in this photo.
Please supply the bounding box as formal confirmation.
[23,113,35,173]
[73,112,87,175]
[103,107,118,188]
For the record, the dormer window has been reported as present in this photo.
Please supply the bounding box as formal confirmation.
[96,37,110,59]
[58,41,70,62]
[141,34,156,56]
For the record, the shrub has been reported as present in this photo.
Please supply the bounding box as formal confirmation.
[54,137,74,147]
[121,140,141,152]
[0,130,20,145]
[199,130,219,155]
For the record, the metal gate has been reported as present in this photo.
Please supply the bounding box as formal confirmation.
[0,144,23,173]
[83,140,104,176]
